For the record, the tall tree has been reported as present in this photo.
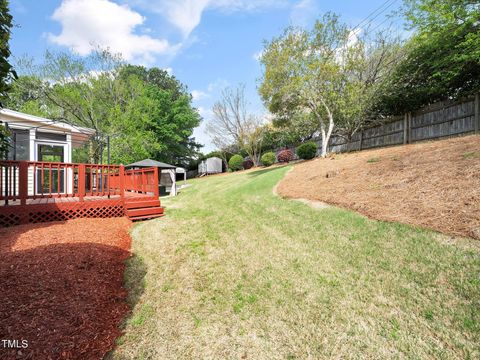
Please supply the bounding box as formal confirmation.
[118,65,187,100]
[15,50,123,162]
[373,0,480,115]
[12,52,202,165]
[260,13,403,155]
[335,30,403,139]
[259,14,350,157]
[206,85,265,166]
[0,0,15,157]
[116,64,202,165]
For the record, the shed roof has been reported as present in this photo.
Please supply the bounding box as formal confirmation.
[126,159,176,169]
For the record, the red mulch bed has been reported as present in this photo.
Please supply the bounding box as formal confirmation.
[0,217,132,360]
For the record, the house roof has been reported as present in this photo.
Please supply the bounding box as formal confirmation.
[126,159,176,169]
[0,108,95,147]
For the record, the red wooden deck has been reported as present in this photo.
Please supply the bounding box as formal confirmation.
[0,161,164,226]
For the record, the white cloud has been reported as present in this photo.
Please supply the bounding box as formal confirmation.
[252,49,264,61]
[131,0,289,38]
[197,106,212,118]
[207,78,230,92]
[48,0,179,63]
[290,0,319,27]
[193,106,216,152]
[191,90,209,101]
[334,28,363,65]
[346,28,362,48]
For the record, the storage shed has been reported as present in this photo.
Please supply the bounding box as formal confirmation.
[176,167,186,185]
[198,157,222,175]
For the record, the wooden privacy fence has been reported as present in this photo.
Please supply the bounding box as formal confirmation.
[328,94,480,153]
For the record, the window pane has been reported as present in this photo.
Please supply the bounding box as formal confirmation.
[7,129,30,161]
[36,132,67,141]
[38,144,64,162]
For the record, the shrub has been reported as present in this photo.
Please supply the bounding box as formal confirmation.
[296,142,317,160]
[228,154,244,171]
[242,159,254,170]
[277,149,294,163]
[261,152,275,167]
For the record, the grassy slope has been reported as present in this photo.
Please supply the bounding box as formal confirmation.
[112,166,479,359]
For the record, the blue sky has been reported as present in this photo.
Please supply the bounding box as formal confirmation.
[8,0,404,152]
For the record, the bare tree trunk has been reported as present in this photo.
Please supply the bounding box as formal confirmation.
[220,152,228,171]
[317,99,334,158]
[322,113,334,157]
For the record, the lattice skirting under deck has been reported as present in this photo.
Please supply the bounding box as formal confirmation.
[0,199,125,227]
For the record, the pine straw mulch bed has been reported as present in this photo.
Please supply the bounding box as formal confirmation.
[277,135,480,240]
[0,217,132,360]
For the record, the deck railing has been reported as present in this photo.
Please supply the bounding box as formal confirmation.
[109,166,159,198]
[0,160,158,205]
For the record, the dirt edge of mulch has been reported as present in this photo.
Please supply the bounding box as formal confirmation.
[276,135,480,240]
[0,217,133,360]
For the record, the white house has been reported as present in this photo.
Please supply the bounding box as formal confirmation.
[1,108,95,163]
[1,109,95,195]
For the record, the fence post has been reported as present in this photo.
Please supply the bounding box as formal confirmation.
[359,131,363,151]
[403,113,408,144]
[78,164,85,202]
[119,165,125,200]
[19,162,28,206]
[475,93,480,134]
[407,112,412,143]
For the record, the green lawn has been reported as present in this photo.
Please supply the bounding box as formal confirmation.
[111,166,480,359]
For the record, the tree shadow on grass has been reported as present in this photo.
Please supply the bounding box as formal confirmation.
[246,165,288,178]
[104,251,148,359]
[122,253,148,313]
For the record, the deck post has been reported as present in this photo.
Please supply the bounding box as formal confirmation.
[153,167,159,198]
[142,171,146,194]
[78,164,86,202]
[19,162,28,206]
[119,165,125,200]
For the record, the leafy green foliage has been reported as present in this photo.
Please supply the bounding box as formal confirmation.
[296,142,318,160]
[0,0,16,156]
[373,0,480,115]
[228,154,244,171]
[261,152,276,167]
[259,14,346,157]
[0,0,15,104]
[262,113,319,153]
[259,13,401,156]
[9,51,201,165]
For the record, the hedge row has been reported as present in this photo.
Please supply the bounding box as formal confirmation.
[227,142,318,171]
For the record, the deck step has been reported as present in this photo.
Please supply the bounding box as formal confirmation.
[126,206,164,219]
[125,200,160,209]
[129,213,165,221]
